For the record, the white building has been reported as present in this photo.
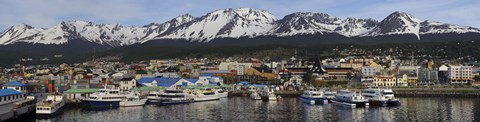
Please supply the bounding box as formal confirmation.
[361,66,377,82]
[218,61,252,75]
[448,66,472,84]
[119,78,136,91]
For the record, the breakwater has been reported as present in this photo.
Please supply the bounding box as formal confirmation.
[392,88,480,97]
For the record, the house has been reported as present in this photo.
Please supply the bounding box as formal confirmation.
[119,78,136,91]
[1,81,27,93]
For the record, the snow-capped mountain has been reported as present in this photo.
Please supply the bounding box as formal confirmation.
[159,8,277,42]
[271,12,378,37]
[0,8,479,46]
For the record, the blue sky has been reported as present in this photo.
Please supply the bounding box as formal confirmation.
[0,0,479,30]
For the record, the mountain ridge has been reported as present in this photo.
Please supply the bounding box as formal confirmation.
[1,8,479,47]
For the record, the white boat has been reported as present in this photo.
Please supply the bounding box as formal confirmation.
[261,88,277,101]
[81,86,127,108]
[300,87,328,105]
[332,90,369,108]
[323,91,336,103]
[36,95,65,117]
[215,88,228,98]
[190,88,220,102]
[363,88,401,106]
[146,91,162,103]
[120,92,147,107]
[250,91,261,100]
[160,89,193,105]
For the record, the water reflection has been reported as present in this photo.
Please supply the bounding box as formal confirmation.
[20,97,480,122]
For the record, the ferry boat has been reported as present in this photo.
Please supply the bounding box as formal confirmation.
[215,88,228,98]
[190,88,220,102]
[120,92,147,107]
[250,91,261,100]
[261,88,277,101]
[362,88,401,106]
[300,87,328,105]
[146,91,162,104]
[36,95,65,118]
[332,90,369,108]
[160,89,193,105]
[81,86,127,108]
[323,91,336,103]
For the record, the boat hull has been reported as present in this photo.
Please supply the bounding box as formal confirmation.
[81,100,120,108]
[332,100,369,108]
[35,106,65,119]
[161,100,193,105]
[368,100,401,107]
[300,96,328,105]
[193,96,220,102]
[120,99,147,107]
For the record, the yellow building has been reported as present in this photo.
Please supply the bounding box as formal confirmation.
[373,75,397,87]
[246,67,277,80]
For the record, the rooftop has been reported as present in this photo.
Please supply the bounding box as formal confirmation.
[0,89,21,96]
[2,81,27,87]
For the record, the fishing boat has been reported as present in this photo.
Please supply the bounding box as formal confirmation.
[120,92,147,107]
[190,88,220,102]
[250,91,261,100]
[300,87,328,105]
[160,89,193,105]
[332,90,369,108]
[146,91,162,104]
[81,86,127,108]
[36,95,65,118]
[363,88,401,106]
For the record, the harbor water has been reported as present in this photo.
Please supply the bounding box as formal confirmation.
[18,97,480,122]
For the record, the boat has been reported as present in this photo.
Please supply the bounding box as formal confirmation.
[300,87,328,105]
[362,88,401,106]
[260,88,277,101]
[215,88,228,98]
[323,91,336,103]
[332,90,369,108]
[120,92,147,107]
[190,88,220,102]
[13,96,36,118]
[160,89,193,105]
[81,86,127,108]
[146,91,162,104]
[36,95,65,118]
[250,91,261,100]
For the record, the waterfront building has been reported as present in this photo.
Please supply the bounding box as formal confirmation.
[63,88,99,103]
[448,66,472,85]
[218,61,253,75]
[1,81,27,93]
[417,68,438,85]
[373,75,397,87]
